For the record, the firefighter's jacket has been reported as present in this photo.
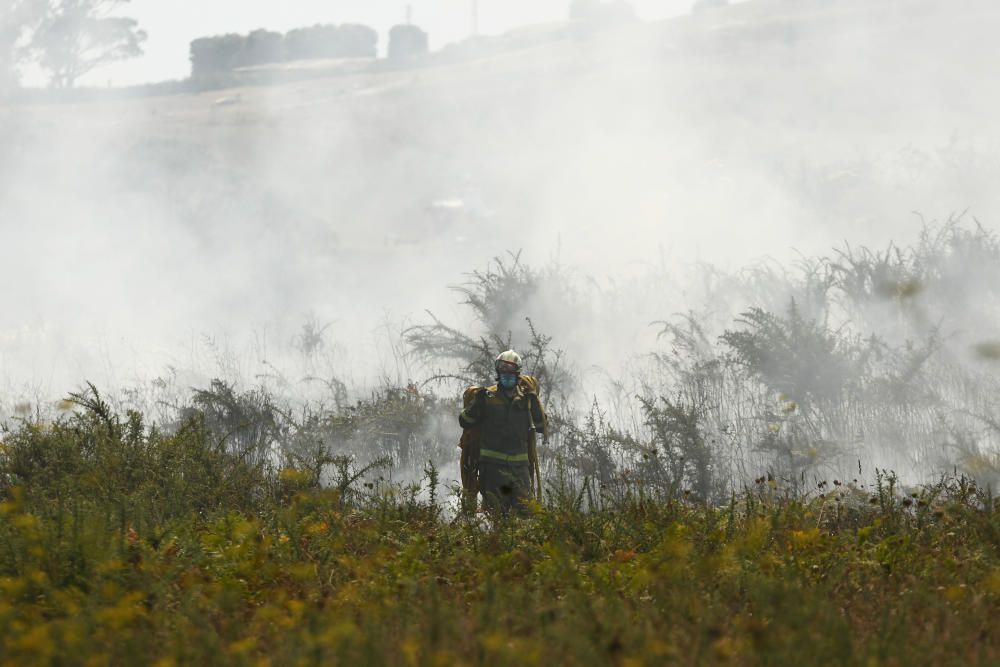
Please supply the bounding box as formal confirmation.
[459,378,546,465]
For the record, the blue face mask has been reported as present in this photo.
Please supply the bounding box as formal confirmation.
[498,373,518,390]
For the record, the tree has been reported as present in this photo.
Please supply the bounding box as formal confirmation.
[0,0,47,90]
[32,0,146,88]
[387,24,428,62]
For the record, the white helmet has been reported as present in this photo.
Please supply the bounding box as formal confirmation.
[495,350,522,375]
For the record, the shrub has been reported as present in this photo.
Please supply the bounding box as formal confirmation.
[405,252,575,394]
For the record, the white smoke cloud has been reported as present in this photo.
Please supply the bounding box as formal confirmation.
[2,1,999,489]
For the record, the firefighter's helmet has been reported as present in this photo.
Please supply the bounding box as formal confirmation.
[494,350,522,376]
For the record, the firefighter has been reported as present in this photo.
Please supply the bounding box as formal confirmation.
[459,350,546,514]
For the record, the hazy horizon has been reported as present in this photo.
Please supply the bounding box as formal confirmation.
[49,0,705,87]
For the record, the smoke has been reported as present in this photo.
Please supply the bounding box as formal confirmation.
[2,0,1000,486]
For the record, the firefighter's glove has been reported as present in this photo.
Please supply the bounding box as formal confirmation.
[459,388,487,429]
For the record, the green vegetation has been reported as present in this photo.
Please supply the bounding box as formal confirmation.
[1,396,998,665]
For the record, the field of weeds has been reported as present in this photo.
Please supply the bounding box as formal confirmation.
[1,398,998,666]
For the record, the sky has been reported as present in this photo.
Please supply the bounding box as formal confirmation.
[84,0,698,86]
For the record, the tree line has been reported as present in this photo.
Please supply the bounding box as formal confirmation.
[189,24,429,79]
[1,0,728,91]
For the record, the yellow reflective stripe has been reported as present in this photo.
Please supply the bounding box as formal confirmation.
[479,449,529,463]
